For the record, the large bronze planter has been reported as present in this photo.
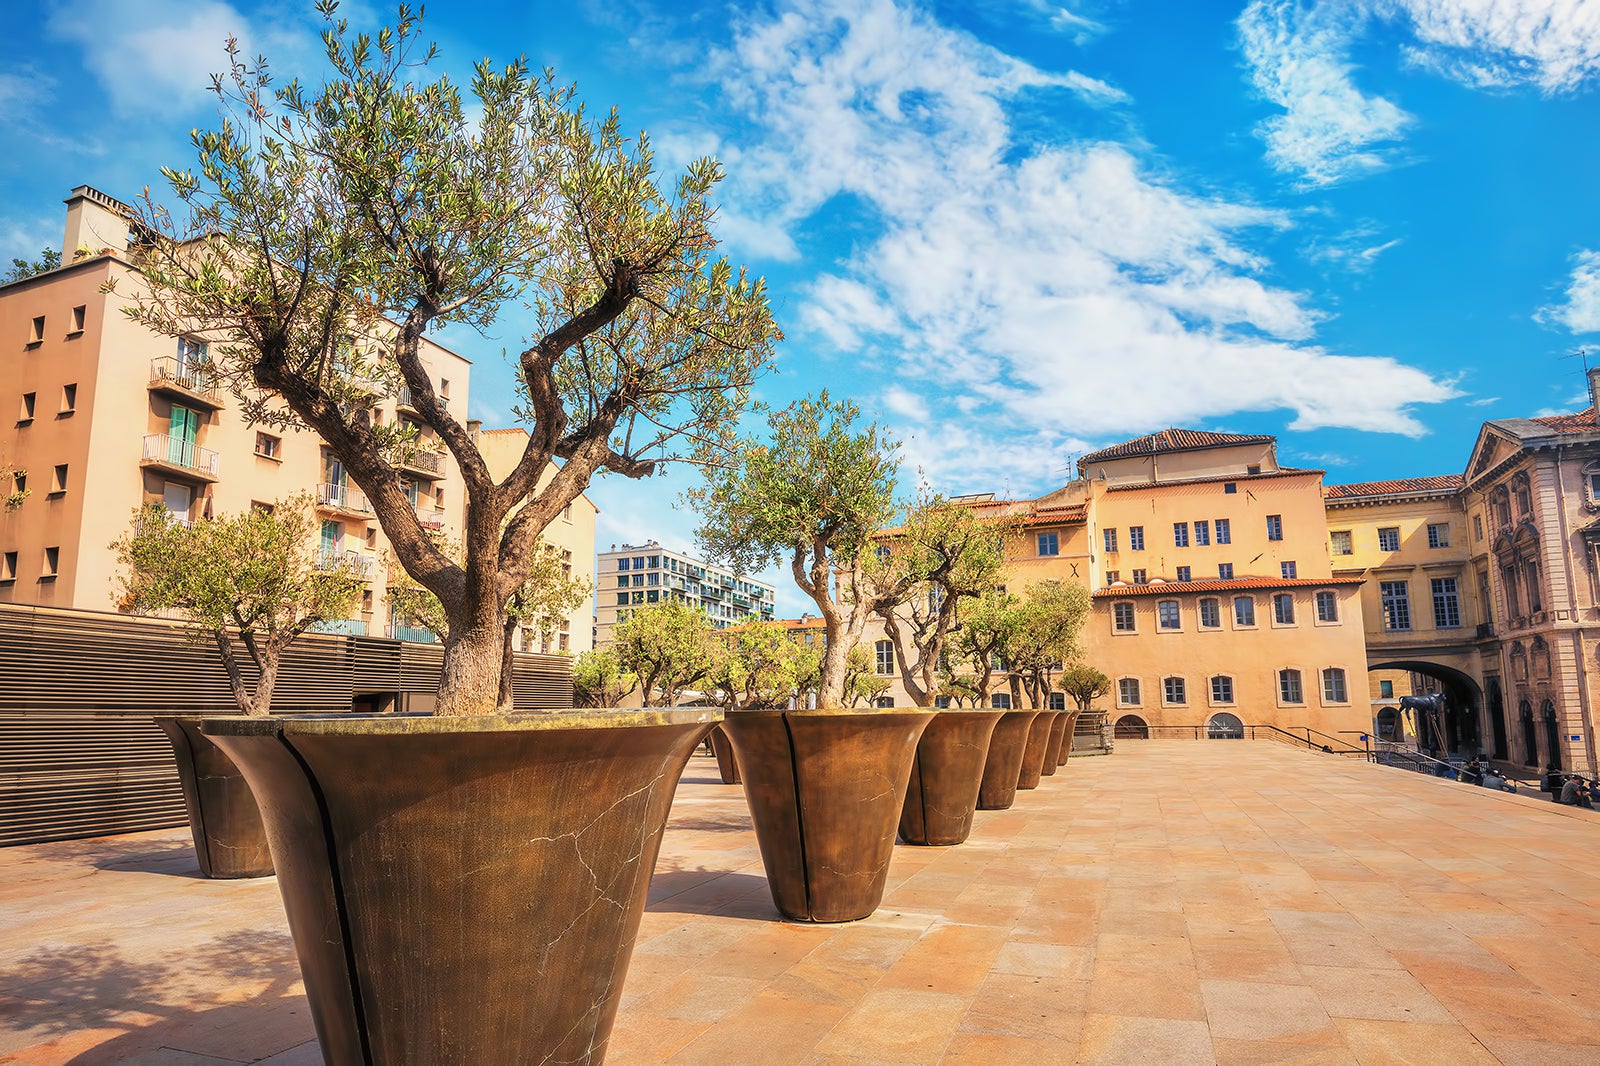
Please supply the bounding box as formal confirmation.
[721,708,933,923]
[154,716,272,879]
[1040,711,1069,777]
[977,710,1041,810]
[1054,711,1083,767]
[1017,711,1060,790]
[899,709,1005,846]
[205,709,716,1066]
[708,723,741,784]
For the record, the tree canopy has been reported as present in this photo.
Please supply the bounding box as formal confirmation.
[4,248,60,283]
[118,4,779,714]
[1002,581,1091,708]
[706,619,819,710]
[1058,664,1111,712]
[570,646,638,707]
[611,601,716,707]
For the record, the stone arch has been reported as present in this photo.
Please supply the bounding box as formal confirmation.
[1113,714,1148,740]
[1368,659,1483,755]
[1206,712,1244,739]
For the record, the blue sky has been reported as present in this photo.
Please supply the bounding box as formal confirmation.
[4,0,1599,613]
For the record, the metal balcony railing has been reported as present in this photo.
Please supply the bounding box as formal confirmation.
[387,624,438,643]
[317,482,371,514]
[148,357,220,403]
[413,503,444,529]
[141,434,220,477]
[314,549,373,575]
[312,618,368,636]
[397,386,449,412]
[399,448,446,476]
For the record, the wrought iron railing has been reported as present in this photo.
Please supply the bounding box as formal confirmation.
[148,357,220,402]
[317,482,371,514]
[141,434,220,477]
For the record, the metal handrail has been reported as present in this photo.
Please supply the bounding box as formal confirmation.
[148,357,219,401]
[141,434,220,476]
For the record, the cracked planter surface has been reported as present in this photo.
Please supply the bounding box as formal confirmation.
[721,708,933,923]
[154,716,272,879]
[1018,711,1061,790]
[708,724,741,784]
[204,709,717,1066]
[976,710,1041,810]
[898,709,1005,846]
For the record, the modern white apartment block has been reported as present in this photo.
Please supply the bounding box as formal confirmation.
[594,541,776,644]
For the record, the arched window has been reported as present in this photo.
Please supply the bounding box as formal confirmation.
[1278,668,1303,704]
[1117,677,1142,706]
[1207,712,1244,739]
[1542,700,1562,771]
[1513,472,1533,518]
[1519,700,1538,767]
[1113,715,1149,739]
[1209,675,1234,704]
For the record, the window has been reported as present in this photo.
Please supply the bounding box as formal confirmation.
[1038,532,1059,556]
[1215,519,1231,544]
[178,336,207,363]
[1248,465,1261,475]
[934,696,950,708]
[1176,566,1191,583]
[1105,570,1120,585]
[1377,527,1400,552]
[69,305,85,334]
[1158,600,1180,629]
[1163,677,1187,705]
[648,555,660,568]
[1273,593,1295,625]
[12,471,23,496]
[615,593,628,606]
[1194,520,1210,546]
[633,557,645,568]
[1113,601,1136,631]
[1118,678,1141,706]
[1315,590,1338,622]
[991,693,1013,709]
[1266,515,1283,541]
[873,696,895,708]
[49,464,67,495]
[1234,596,1256,626]
[1525,559,1542,612]
[1173,522,1190,547]
[1427,523,1450,549]
[1431,577,1461,628]
[1048,692,1066,711]
[1,551,15,582]
[255,432,281,459]
[1129,526,1145,551]
[18,392,35,423]
[59,383,76,415]
[1103,528,1118,553]
[875,639,895,675]
[28,316,44,345]
[1321,668,1348,703]
[1473,515,1484,541]
[1217,562,1234,579]
[1330,530,1352,555]
[562,503,573,522]
[360,589,374,613]
[1132,568,1147,585]
[1279,668,1303,704]
[631,591,644,604]
[1210,675,1234,704]
[42,546,59,579]
[1223,482,1237,494]
[617,558,629,571]
[647,572,660,586]
[1380,581,1411,631]
[632,574,644,587]
[617,575,629,588]
[1280,561,1297,579]
[646,590,660,603]
[1379,680,1394,698]
[1199,598,1221,628]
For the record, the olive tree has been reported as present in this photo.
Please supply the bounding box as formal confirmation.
[690,392,898,708]
[952,590,1021,707]
[612,601,716,707]
[113,496,365,714]
[570,646,638,707]
[1003,581,1091,708]
[706,619,819,710]
[1058,663,1111,712]
[115,5,778,715]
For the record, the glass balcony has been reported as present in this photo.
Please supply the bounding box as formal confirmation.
[141,434,221,481]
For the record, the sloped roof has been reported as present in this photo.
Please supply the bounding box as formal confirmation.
[1323,474,1465,501]
[1079,429,1274,466]
[1092,575,1365,598]
[1529,407,1598,434]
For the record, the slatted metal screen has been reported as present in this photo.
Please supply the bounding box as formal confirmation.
[0,603,573,846]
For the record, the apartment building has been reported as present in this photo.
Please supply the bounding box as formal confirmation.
[0,185,591,647]
[594,541,776,645]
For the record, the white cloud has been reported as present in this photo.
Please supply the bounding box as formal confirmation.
[1536,250,1600,334]
[881,385,929,422]
[1465,396,1500,406]
[1238,1,1414,187]
[1393,0,1600,92]
[715,0,1454,446]
[1305,222,1404,271]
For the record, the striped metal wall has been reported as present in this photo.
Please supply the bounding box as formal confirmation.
[0,603,573,846]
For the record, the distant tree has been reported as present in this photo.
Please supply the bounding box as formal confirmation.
[1058,664,1111,712]
[1003,581,1092,708]
[952,590,1022,706]
[690,392,899,708]
[937,668,979,708]
[118,7,778,715]
[866,494,1019,706]
[612,601,716,707]
[842,644,892,708]
[707,619,819,709]
[570,646,638,707]
[112,495,365,715]
[4,248,60,283]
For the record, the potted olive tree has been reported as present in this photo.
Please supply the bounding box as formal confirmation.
[691,393,935,922]
[116,6,778,1061]
[114,494,364,877]
[702,618,821,783]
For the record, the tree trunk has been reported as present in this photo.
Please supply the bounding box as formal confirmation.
[249,651,281,716]
[213,632,257,715]
[816,633,852,709]
[437,582,504,717]
[497,613,518,713]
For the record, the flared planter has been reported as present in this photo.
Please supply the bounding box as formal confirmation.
[1054,712,1083,768]
[977,710,1041,810]
[708,723,741,784]
[154,716,272,879]
[721,708,934,923]
[1040,712,1069,777]
[205,709,716,1066]
[1018,711,1061,790]
[899,709,1005,846]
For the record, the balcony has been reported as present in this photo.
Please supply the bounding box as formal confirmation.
[148,357,223,410]
[387,624,438,643]
[311,618,368,636]
[314,548,374,576]
[413,503,444,530]
[397,447,446,480]
[396,386,449,414]
[316,482,372,518]
[140,434,220,482]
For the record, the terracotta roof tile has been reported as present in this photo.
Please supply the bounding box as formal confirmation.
[1079,429,1274,466]
[1092,575,1365,598]
[1323,474,1465,500]
[1529,407,1598,434]
[1104,468,1322,492]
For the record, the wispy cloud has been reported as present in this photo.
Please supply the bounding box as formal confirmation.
[1536,249,1600,334]
[1304,221,1404,272]
[1395,0,1600,93]
[713,0,1453,464]
[1465,396,1500,407]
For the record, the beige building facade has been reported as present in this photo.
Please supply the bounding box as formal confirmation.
[593,542,777,646]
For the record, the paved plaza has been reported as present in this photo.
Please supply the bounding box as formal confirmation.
[4,741,1600,1064]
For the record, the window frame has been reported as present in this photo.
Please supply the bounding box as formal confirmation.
[1380,580,1411,632]
[1198,597,1221,629]
[1157,599,1181,630]
[1112,600,1137,632]
[1116,677,1142,707]
[1314,590,1339,624]
[1161,676,1187,706]
[1272,592,1295,625]
[1209,675,1234,705]
[1037,531,1060,557]
[1266,514,1283,541]
[1233,595,1257,628]
[1330,530,1353,555]
[1321,667,1349,704]
[1278,668,1304,705]
[1173,522,1189,548]
[1129,526,1145,551]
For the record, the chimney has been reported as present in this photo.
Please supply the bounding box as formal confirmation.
[1588,365,1600,420]
[62,186,136,258]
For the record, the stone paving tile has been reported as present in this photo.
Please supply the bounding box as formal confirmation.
[11,742,1600,1063]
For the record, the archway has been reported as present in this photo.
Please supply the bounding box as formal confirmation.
[1542,700,1562,771]
[1113,715,1149,739]
[1485,677,1509,760]
[1367,659,1483,757]
[1520,701,1538,767]
[1207,712,1244,739]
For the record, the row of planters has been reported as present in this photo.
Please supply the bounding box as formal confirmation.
[114,9,1110,1063]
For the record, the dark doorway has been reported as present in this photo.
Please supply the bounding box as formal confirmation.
[1520,701,1538,767]
[1113,715,1149,739]
[1542,701,1562,771]
[1486,677,1508,760]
